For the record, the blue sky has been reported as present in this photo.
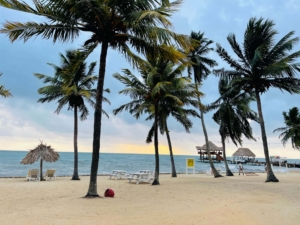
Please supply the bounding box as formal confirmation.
[1,0,300,158]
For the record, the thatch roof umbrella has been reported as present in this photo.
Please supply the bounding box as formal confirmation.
[21,141,59,181]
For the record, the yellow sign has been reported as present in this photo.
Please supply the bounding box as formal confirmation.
[187,158,195,167]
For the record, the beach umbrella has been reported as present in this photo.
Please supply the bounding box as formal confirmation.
[21,141,60,181]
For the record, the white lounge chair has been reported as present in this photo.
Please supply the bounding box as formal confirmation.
[26,169,39,181]
[44,169,56,181]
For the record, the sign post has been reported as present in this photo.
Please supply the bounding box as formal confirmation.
[186,158,195,175]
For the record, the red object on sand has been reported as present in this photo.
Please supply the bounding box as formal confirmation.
[104,188,115,197]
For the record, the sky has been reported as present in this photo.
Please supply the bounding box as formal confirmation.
[1,0,300,159]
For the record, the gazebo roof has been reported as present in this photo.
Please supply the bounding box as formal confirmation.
[196,141,223,151]
[232,148,255,157]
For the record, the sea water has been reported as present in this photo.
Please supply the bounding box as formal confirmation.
[1,150,300,177]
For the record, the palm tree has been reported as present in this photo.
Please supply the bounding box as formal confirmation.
[186,31,220,177]
[113,56,200,185]
[146,106,199,178]
[207,76,258,176]
[214,17,300,182]
[35,49,110,180]
[145,75,201,178]
[273,107,300,149]
[0,0,192,196]
[0,73,12,98]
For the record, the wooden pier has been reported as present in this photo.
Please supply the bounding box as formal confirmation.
[226,160,300,168]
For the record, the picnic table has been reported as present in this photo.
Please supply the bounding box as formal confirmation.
[139,170,154,175]
[127,170,154,184]
[109,170,127,180]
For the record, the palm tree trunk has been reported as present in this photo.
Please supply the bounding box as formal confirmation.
[221,135,233,176]
[72,106,80,180]
[196,84,221,177]
[255,89,279,182]
[86,41,109,197]
[152,102,160,185]
[200,108,222,177]
[165,120,177,177]
[40,159,44,181]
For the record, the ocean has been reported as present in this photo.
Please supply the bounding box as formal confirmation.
[1,150,300,177]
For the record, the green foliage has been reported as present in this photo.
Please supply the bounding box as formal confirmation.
[207,76,258,146]
[113,55,201,122]
[186,31,218,83]
[35,49,110,119]
[0,72,12,98]
[214,17,300,94]
[0,0,191,65]
[273,107,300,149]
[142,61,201,143]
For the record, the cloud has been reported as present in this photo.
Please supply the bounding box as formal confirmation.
[1,0,300,160]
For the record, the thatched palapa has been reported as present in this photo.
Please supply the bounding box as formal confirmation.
[232,148,256,157]
[232,147,255,163]
[196,141,223,151]
[196,141,224,162]
[21,141,59,181]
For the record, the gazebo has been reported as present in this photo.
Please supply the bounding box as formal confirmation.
[196,141,224,162]
[232,148,255,163]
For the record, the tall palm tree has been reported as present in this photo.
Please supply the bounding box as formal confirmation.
[0,73,12,98]
[186,31,220,177]
[214,17,300,182]
[146,106,199,178]
[273,107,300,149]
[207,76,258,176]
[113,56,200,185]
[145,79,200,178]
[35,49,110,180]
[0,0,192,196]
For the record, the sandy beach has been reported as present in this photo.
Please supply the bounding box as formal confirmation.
[0,172,299,225]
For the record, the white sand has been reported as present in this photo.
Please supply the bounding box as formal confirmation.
[0,172,299,225]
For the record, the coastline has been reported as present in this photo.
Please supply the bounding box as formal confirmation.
[1,170,299,178]
[1,173,300,225]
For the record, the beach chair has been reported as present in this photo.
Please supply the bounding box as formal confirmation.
[26,169,39,181]
[44,169,56,181]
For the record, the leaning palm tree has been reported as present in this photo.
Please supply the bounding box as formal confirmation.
[0,0,192,197]
[145,75,201,178]
[273,107,300,149]
[207,76,258,176]
[113,56,200,185]
[0,73,12,98]
[146,106,198,178]
[214,17,300,182]
[35,49,110,180]
[186,31,220,177]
